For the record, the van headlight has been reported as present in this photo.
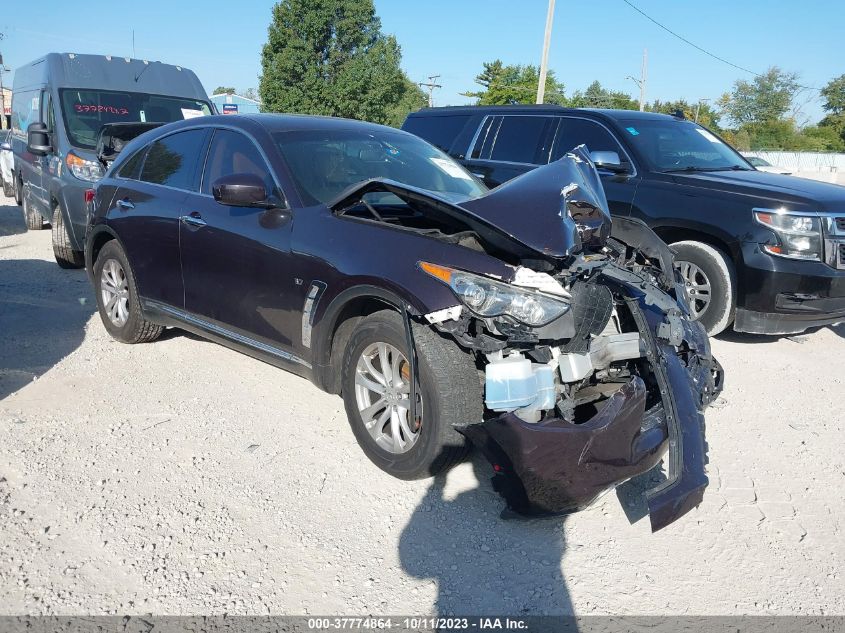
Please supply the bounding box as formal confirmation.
[754,210,822,261]
[66,151,104,182]
[419,262,570,326]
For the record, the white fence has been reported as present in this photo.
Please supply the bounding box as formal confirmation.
[745,151,845,185]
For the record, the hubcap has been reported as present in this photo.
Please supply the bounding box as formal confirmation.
[354,342,421,454]
[100,259,130,327]
[676,260,712,319]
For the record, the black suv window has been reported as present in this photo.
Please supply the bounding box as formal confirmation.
[139,129,207,190]
[481,115,557,165]
[402,115,471,154]
[202,129,275,197]
[551,117,625,162]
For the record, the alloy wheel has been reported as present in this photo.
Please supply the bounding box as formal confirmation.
[676,260,712,319]
[100,259,130,327]
[354,342,421,454]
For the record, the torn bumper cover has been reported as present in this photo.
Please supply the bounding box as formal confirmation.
[460,281,722,533]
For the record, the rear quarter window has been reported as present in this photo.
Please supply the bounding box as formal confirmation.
[117,147,148,180]
[139,129,207,190]
[402,115,471,154]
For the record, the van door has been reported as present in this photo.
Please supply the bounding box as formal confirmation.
[550,116,639,218]
[462,115,558,188]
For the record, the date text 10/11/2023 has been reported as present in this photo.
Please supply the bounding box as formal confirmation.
[306,617,529,630]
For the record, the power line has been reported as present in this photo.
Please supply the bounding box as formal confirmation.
[620,0,821,92]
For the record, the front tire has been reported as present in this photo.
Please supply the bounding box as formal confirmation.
[52,205,85,269]
[93,240,163,344]
[341,310,482,479]
[672,240,736,336]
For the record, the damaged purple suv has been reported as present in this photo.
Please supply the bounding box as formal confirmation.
[86,115,723,531]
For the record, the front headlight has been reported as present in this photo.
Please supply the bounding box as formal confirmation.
[420,262,570,327]
[66,151,104,182]
[754,209,822,261]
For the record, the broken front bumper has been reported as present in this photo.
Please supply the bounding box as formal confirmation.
[460,281,722,532]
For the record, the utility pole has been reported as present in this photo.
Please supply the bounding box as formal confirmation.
[695,98,710,123]
[638,48,647,111]
[626,48,648,111]
[536,0,556,104]
[418,75,442,108]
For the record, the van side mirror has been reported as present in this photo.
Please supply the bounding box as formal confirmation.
[590,150,630,174]
[212,173,271,208]
[27,122,52,156]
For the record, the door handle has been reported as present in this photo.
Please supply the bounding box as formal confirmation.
[116,198,135,210]
[180,212,207,228]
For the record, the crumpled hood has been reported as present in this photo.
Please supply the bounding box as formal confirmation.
[460,145,612,259]
[328,145,612,263]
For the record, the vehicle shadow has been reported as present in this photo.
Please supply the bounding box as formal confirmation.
[398,455,573,616]
[717,323,845,344]
[0,197,27,238]
[0,257,95,400]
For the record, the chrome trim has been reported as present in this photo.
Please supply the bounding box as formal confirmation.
[301,281,327,348]
[147,301,312,368]
[179,214,207,227]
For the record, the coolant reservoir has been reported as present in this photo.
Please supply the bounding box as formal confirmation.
[485,353,537,411]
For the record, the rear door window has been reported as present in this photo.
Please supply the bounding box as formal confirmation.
[139,129,208,190]
[551,117,626,162]
[485,115,557,164]
[201,129,276,197]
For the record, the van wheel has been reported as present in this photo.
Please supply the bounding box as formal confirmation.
[52,205,85,269]
[22,189,44,230]
[94,240,163,344]
[341,310,481,480]
[672,240,736,336]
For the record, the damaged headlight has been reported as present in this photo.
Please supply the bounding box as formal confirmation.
[754,209,822,261]
[420,262,570,326]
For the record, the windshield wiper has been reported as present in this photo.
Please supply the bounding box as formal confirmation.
[662,165,750,174]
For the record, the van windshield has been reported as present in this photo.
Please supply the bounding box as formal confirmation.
[618,119,751,172]
[59,89,212,149]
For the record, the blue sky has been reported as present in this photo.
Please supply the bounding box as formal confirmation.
[1,1,841,124]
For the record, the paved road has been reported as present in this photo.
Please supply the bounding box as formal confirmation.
[1,193,843,615]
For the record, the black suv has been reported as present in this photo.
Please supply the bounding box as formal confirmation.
[403,106,845,336]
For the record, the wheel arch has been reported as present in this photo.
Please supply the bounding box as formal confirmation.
[312,285,414,395]
[85,225,127,281]
[651,225,737,264]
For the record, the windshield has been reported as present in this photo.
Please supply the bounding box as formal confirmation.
[59,89,212,149]
[273,128,487,206]
[619,119,750,172]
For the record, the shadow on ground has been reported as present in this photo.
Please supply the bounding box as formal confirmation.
[718,321,845,344]
[0,250,95,400]
[0,199,28,238]
[399,455,574,616]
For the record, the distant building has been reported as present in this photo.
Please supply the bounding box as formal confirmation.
[209,92,261,115]
[1,87,11,129]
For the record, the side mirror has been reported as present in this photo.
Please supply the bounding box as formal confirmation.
[590,150,629,174]
[27,122,52,156]
[212,173,270,208]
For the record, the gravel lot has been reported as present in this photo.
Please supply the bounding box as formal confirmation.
[1,191,844,616]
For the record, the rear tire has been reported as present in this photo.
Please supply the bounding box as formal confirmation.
[672,240,736,336]
[52,205,85,269]
[341,310,482,480]
[93,240,163,344]
[22,188,44,230]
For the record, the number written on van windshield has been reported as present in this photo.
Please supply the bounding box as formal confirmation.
[74,104,130,115]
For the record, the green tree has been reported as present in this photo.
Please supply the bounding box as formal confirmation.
[821,74,845,115]
[717,67,799,126]
[462,59,566,105]
[647,99,720,129]
[568,81,638,110]
[242,88,260,102]
[258,0,418,126]
[213,86,236,95]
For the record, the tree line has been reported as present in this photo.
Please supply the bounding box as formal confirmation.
[254,0,845,152]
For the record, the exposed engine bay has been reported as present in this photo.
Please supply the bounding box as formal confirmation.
[331,146,724,531]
